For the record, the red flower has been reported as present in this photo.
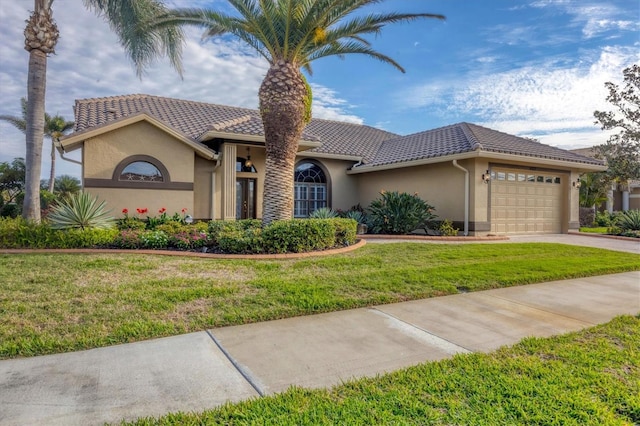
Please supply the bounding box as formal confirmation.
[137,208,148,215]
[181,208,187,213]
[122,208,128,214]
[159,207,166,214]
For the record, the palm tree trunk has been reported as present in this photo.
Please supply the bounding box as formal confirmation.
[23,0,58,222]
[48,139,55,193]
[23,48,47,221]
[259,60,308,225]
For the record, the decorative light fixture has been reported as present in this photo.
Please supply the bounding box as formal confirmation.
[481,169,491,183]
[244,147,252,168]
[184,214,193,224]
[573,179,581,188]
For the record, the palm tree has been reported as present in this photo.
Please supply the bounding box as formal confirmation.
[1,98,75,194]
[149,0,444,224]
[21,0,184,222]
[44,114,74,192]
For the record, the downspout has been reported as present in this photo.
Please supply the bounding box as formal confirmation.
[452,160,469,236]
[54,139,82,165]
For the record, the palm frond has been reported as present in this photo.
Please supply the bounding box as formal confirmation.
[83,0,186,76]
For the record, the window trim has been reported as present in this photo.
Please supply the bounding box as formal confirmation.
[84,155,193,191]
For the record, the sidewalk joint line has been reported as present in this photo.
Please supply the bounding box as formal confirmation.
[370,308,473,354]
[205,330,265,397]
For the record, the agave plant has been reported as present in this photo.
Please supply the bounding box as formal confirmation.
[48,192,116,230]
[345,210,366,224]
[615,209,640,231]
[309,207,338,219]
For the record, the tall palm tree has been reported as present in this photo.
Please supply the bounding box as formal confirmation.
[150,0,444,224]
[21,0,184,222]
[1,98,75,194]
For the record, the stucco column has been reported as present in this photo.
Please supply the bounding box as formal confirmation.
[222,144,237,220]
[622,189,630,211]
[606,184,614,213]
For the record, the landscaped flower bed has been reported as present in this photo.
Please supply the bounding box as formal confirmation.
[0,215,357,254]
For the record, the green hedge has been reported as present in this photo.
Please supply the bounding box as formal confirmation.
[0,217,358,253]
[0,217,117,249]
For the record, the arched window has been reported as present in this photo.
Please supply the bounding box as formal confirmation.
[119,161,164,182]
[294,161,328,217]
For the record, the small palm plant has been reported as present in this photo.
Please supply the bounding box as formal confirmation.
[48,192,115,230]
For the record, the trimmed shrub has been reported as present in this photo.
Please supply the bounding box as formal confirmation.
[217,227,263,254]
[262,219,335,253]
[140,230,169,249]
[580,207,596,227]
[169,228,211,250]
[368,191,437,234]
[54,228,119,248]
[0,217,118,248]
[113,229,144,249]
[117,216,147,231]
[331,218,357,246]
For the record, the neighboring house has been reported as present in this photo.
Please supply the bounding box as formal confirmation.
[58,94,605,235]
[570,147,640,212]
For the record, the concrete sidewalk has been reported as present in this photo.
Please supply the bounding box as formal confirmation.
[1,271,638,425]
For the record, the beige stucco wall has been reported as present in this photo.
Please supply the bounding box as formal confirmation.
[88,188,193,218]
[83,121,195,182]
[355,161,469,222]
[82,121,199,217]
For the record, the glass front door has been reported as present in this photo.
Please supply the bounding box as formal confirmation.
[236,178,256,219]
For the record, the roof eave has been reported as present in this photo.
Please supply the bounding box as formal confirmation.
[347,152,479,174]
[297,152,362,162]
[347,150,608,174]
[197,130,321,151]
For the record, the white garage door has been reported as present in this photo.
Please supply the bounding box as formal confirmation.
[490,169,564,234]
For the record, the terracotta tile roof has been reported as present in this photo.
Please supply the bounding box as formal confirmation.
[365,122,604,167]
[70,94,603,168]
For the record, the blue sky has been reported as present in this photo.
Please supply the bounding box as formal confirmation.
[0,0,638,178]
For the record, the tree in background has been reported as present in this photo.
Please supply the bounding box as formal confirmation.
[0,158,26,205]
[21,0,183,222]
[593,65,640,192]
[149,0,444,224]
[0,98,74,194]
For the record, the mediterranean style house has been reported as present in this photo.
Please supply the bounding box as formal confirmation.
[57,94,606,235]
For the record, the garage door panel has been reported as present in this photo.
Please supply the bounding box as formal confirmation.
[491,168,564,234]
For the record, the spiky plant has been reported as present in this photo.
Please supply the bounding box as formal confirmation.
[48,192,116,230]
[309,207,338,218]
[615,209,640,231]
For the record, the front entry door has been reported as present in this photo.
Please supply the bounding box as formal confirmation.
[236,178,256,219]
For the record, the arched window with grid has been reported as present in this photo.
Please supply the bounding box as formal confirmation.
[294,161,328,217]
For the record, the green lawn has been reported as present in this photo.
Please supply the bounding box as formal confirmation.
[124,315,640,425]
[580,227,610,233]
[1,243,639,359]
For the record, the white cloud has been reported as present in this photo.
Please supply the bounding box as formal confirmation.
[398,45,639,145]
